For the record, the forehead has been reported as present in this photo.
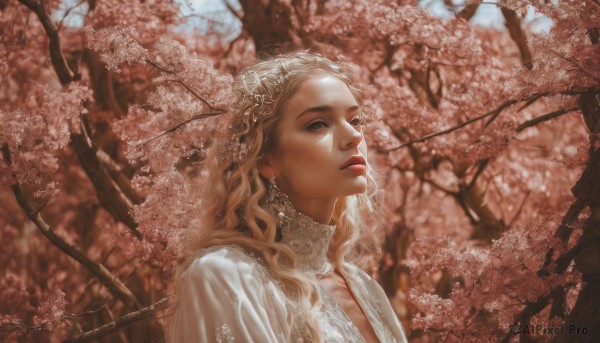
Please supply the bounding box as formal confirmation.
[285,74,357,111]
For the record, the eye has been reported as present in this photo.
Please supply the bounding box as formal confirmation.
[350,117,363,127]
[306,121,328,130]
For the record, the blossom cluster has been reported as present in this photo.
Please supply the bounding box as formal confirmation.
[0,82,93,196]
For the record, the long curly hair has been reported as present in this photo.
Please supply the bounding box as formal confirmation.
[169,51,385,342]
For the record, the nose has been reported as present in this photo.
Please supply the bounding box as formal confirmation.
[340,121,363,150]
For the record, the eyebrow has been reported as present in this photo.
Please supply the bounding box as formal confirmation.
[296,105,360,120]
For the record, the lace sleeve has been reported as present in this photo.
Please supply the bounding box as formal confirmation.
[166,246,291,343]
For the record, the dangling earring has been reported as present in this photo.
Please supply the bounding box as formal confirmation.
[265,175,288,225]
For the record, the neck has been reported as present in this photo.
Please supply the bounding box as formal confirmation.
[280,208,337,276]
[269,188,337,276]
[287,195,337,225]
[277,180,337,225]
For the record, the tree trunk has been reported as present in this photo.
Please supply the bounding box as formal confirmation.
[238,0,301,54]
[553,90,600,343]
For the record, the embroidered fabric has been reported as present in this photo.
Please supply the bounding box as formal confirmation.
[278,201,336,277]
[166,197,408,343]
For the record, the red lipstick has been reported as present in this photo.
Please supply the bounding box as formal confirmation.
[340,155,366,170]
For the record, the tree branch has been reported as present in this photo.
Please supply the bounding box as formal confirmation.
[72,115,142,237]
[554,199,587,243]
[57,0,86,31]
[369,41,395,77]
[507,189,531,228]
[2,144,141,311]
[466,159,489,192]
[17,0,76,83]
[62,298,167,343]
[145,59,225,113]
[517,92,546,111]
[501,7,533,69]
[291,0,310,27]
[547,47,600,82]
[458,4,479,21]
[384,88,597,152]
[500,288,563,343]
[18,0,143,238]
[215,33,247,68]
[141,109,227,147]
[225,0,243,21]
[516,107,580,132]
[555,237,592,274]
[384,98,519,152]
[96,149,144,204]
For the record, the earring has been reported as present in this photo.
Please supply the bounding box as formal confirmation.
[265,175,288,224]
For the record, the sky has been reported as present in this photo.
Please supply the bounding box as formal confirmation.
[176,0,554,35]
[54,0,554,35]
[420,0,553,32]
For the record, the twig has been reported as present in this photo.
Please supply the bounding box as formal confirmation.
[145,59,225,113]
[225,0,243,21]
[507,189,531,227]
[384,98,519,152]
[384,87,597,152]
[559,87,600,95]
[145,58,177,74]
[141,109,226,147]
[57,0,86,31]
[422,177,457,196]
[291,0,309,27]
[62,298,168,343]
[516,107,580,132]
[142,60,230,147]
[516,92,546,111]
[547,47,600,82]
[66,306,106,318]
[2,145,141,311]
[370,42,396,76]
[169,79,219,112]
[216,33,246,68]
[466,159,489,192]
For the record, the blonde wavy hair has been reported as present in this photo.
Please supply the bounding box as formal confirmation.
[169,51,385,342]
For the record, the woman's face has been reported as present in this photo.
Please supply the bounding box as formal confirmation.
[261,73,368,200]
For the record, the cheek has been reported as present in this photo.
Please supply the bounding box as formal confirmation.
[280,138,334,179]
[286,141,332,170]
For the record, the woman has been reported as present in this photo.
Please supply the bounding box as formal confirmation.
[166,51,408,343]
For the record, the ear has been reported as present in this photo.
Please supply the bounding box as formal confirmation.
[257,154,278,180]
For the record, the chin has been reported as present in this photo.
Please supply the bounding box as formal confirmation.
[341,181,368,196]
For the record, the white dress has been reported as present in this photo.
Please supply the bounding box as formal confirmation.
[166,207,408,343]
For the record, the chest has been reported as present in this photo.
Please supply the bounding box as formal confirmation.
[318,271,380,343]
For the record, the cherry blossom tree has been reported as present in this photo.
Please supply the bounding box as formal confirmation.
[0,0,598,342]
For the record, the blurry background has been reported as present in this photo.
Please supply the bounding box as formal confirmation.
[1,0,599,342]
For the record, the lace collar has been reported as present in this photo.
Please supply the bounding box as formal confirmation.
[274,192,337,277]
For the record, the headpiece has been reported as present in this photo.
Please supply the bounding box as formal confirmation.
[219,70,292,164]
